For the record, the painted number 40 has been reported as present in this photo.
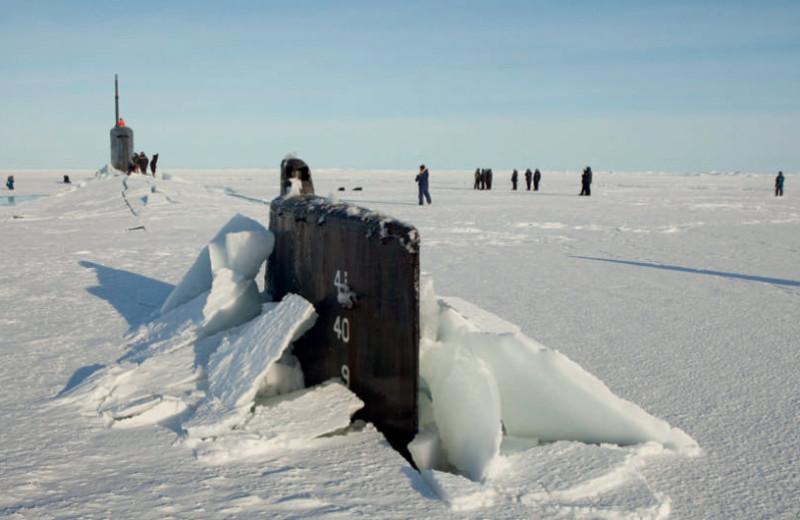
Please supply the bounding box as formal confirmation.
[334,315,350,343]
[333,270,351,343]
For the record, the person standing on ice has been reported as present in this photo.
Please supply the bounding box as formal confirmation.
[775,171,784,197]
[524,168,532,190]
[137,152,149,175]
[474,168,481,190]
[533,168,541,191]
[416,164,432,205]
[5,175,14,190]
[580,166,592,196]
[511,169,518,190]
[150,153,159,176]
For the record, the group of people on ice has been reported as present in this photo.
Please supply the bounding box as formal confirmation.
[127,151,159,176]
[474,167,550,193]
[414,166,788,204]
[508,168,543,191]
[474,168,495,190]
[473,167,542,191]
[473,167,560,192]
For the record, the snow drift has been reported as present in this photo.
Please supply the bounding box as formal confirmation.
[412,276,698,482]
[160,213,274,316]
[184,294,317,439]
[63,212,321,438]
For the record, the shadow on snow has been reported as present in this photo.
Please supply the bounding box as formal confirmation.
[572,256,800,287]
[78,260,175,330]
[55,262,176,398]
[55,363,106,399]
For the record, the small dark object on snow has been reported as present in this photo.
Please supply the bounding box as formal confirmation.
[352,187,363,191]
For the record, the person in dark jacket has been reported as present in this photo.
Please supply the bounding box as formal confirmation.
[580,166,592,196]
[524,169,532,191]
[486,168,493,190]
[473,168,481,190]
[5,175,14,190]
[415,164,432,205]
[137,152,149,175]
[775,171,784,197]
[150,153,159,176]
[533,168,541,191]
[511,169,518,190]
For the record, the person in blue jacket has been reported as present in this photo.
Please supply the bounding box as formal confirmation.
[415,164,432,205]
[775,171,784,197]
[5,175,14,190]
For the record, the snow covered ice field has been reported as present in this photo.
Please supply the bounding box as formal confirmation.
[0,166,798,519]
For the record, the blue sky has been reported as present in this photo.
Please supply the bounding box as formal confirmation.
[1,0,798,172]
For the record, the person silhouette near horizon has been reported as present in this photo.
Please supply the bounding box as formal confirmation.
[415,164,432,205]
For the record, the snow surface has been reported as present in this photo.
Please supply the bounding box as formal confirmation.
[1,166,798,519]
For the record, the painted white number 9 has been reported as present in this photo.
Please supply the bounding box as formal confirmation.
[334,316,350,343]
[341,364,350,387]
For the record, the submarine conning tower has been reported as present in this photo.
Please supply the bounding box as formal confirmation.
[109,74,134,171]
[267,157,420,461]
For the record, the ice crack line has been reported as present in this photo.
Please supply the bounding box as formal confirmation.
[121,189,138,217]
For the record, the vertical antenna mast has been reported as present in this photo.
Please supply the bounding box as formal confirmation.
[115,74,119,125]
